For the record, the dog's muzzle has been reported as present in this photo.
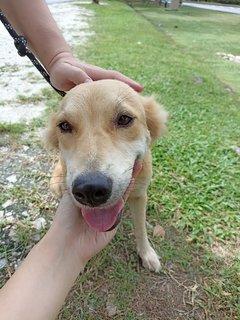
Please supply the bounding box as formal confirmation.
[71,160,142,233]
[71,172,123,232]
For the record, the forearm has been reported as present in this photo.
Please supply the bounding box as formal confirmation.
[0,229,84,320]
[0,0,71,70]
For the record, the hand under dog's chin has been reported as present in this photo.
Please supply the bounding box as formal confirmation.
[71,195,125,232]
[67,160,141,232]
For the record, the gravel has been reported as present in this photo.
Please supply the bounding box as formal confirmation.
[0,1,94,122]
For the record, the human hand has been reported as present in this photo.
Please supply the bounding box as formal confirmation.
[51,193,117,268]
[50,160,143,268]
[48,52,144,93]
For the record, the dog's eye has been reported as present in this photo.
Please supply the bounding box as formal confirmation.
[58,121,73,133]
[117,114,133,127]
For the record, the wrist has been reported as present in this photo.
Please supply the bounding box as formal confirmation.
[42,223,87,272]
[47,50,73,72]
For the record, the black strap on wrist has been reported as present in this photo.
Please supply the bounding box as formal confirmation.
[0,9,66,97]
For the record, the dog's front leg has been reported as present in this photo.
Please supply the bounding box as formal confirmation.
[128,194,161,273]
[50,157,67,197]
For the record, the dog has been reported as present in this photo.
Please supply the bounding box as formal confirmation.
[45,79,168,272]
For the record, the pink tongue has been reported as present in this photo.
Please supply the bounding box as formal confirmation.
[82,199,124,232]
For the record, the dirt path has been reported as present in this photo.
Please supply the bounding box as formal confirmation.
[183,2,240,14]
[0,1,93,123]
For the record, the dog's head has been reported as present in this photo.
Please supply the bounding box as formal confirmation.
[45,80,167,232]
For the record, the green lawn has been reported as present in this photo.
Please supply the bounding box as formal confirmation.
[1,1,240,319]
[71,2,240,318]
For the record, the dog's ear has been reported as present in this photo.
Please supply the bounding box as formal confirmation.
[142,96,168,143]
[43,113,59,150]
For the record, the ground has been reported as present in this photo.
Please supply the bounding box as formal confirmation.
[0,1,239,319]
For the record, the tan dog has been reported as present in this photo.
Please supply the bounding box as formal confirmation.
[45,80,168,272]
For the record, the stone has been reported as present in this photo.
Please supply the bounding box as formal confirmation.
[21,211,29,217]
[6,216,15,223]
[32,217,47,230]
[106,300,117,317]
[2,199,14,209]
[5,211,13,217]
[0,258,7,269]
[6,175,17,183]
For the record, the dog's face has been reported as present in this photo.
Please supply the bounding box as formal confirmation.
[46,80,167,232]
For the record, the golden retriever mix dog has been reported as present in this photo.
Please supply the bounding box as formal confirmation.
[45,79,168,272]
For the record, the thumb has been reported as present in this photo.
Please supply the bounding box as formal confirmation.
[68,66,93,85]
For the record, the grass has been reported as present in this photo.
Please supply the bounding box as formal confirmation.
[1,1,240,319]
[130,5,240,240]
[77,2,240,241]
[0,123,26,135]
[136,5,240,92]
[72,2,240,318]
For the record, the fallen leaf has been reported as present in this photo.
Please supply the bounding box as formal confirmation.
[106,300,117,317]
[190,284,198,292]
[222,291,231,296]
[153,225,165,239]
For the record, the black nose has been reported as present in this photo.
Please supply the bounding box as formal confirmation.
[72,172,113,206]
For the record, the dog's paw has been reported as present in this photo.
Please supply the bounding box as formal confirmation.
[139,247,161,273]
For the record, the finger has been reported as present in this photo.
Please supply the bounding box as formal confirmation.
[83,64,144,92]
[55,192,79,217]
[132,160,143,178]
[99,225,118,246]
[66,66,93,87]
[58,192,75,210]
[123,160,142,201]
[113,73,144,93]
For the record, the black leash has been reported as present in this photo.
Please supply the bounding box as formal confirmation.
[0,9,66,97]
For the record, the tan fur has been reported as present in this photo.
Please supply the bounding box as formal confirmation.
[143,96,168,143]
[45,80,168,272]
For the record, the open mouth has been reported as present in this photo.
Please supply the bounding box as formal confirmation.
[80,160,142,232]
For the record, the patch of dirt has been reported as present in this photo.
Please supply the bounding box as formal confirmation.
[211,240,240,261]
[131,270,205,320]
[59,262,206,320]
[56,224,235,320]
